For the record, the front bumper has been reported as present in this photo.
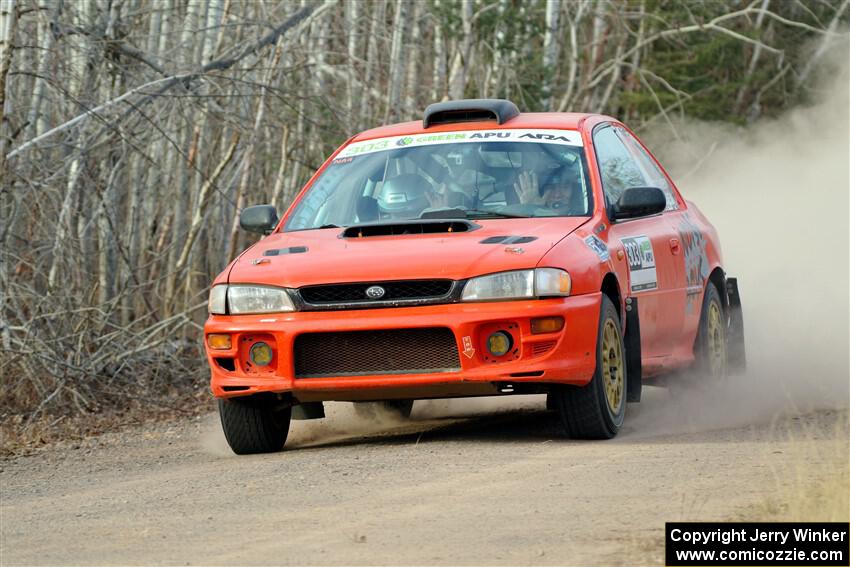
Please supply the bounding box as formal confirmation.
[204,293,602,401]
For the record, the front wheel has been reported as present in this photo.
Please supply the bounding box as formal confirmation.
[552,295,626,439]
[218,396,291,455]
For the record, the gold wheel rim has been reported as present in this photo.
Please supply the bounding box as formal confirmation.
[707,301,726,378]
[601,319,624,414]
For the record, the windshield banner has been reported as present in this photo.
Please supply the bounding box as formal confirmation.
[337,129,584,158]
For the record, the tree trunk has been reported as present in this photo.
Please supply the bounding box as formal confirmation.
[541,0,561,111]
[385,0,410,121]
[447,0,473,100]
[226,43,281,261]
[733,0,770,114]
[431,0,446,101]
[404,0,422,113]
[360,0,385,127]
[0,0,17,182]
[486,0,509,99]
[346,0,360,131]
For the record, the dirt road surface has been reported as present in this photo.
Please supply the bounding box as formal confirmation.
[2,388,848,566]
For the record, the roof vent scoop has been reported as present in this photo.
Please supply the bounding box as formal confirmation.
[423,99,520,128]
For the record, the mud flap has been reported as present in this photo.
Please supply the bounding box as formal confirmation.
[624,297,642,403]
[725,278,747,374]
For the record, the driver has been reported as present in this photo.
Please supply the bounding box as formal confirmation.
[376,174,433,219]
[514,171,580,211]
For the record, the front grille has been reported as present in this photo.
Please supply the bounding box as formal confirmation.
[294,328,461,378]
[299,280,453,305]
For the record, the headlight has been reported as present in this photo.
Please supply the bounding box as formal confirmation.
[208,285,228,314]
[227,285,295,314]
[461,268,570,301]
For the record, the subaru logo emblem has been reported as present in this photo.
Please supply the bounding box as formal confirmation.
[365,285,386,299]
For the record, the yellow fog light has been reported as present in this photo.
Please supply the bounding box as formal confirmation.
[207,334,232,350]
[249,342,273,366]
[487,331,513,357]
[531,316,565,334]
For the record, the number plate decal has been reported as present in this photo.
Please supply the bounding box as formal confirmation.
[621,236,657,293]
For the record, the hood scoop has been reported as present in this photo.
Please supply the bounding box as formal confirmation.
[341,219,478,238]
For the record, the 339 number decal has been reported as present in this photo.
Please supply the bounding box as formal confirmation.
[621,236,657,292]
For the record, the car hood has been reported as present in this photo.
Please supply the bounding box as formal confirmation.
[227,217,589,287]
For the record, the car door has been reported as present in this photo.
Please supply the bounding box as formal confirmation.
[615,127,695,351]
[592,124,685,360]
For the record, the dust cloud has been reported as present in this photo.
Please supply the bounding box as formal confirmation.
[286,402,410,448]
[627,51,850,435]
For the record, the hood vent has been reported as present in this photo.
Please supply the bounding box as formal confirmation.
[264,246,308,256]
[341,220,478,238]
[480,235,538,245]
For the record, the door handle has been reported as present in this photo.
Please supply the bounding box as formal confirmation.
[669,238,681,254]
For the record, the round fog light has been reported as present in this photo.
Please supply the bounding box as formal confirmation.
[487,331,513,357]
[249,342,273,366]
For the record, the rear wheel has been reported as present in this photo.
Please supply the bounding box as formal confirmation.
[354,400,414,420]
[693,282,727,381]
[553,296,626,439]
[218,396,291,455]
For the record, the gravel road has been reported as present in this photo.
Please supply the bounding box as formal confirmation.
[1,388,847,566]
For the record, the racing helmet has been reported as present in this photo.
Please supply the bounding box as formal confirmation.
[377,174,432,219]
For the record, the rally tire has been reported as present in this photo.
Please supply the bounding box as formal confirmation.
[218,396,291,455]
[554,295,626,439]
[693,282,727,381]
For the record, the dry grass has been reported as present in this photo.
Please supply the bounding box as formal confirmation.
[626,410,850,565]
[741,413,850,523]
[748,473,850,522]
[0,384,214,457]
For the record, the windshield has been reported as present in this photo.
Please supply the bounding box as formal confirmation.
[284,129,592,232]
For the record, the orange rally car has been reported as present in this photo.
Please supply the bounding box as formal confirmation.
[204,99,746,454]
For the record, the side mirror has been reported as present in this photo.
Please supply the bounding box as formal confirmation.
[240,205,279,235]
[611,187,666,220]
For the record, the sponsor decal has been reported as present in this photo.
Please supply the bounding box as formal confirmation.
[470,132,510,139]
[462,336,476,359]
[518,132,573,142]
[584,235,610,262]
[332,156,354,165]
[621,236,657,292]
[677,213,709,313]
[337,129,583,158]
